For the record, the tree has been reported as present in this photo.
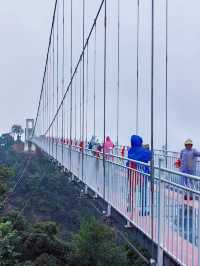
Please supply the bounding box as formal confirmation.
[69,218,128,266]
[0,220,20,265]
[0,165,15,208]
[11,125,24,142]
[33,222,58,238]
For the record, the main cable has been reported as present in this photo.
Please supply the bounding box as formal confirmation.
[44,0,105,136]
[33,0,58,137]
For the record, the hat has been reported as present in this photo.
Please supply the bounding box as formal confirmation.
[143,144,150,149]
[185,139,193,145]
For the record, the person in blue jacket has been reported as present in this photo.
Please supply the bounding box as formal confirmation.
[127,135,152,216]
[127,135,152,164]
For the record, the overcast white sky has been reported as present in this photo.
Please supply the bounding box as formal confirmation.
[0,0,200,151]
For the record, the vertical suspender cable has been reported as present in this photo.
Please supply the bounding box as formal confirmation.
[52,27,55,156]
[43,77,45,137]
[44,77,45,135]
[93,23,97,137]
[47,57,49,151]
[136,0,140,135]
[45,70,47,136]
[56,2,59,159]
[86,45,89,142]
[61,0,65,164]
[82,0,85,182]
[80,65,82,141]
[165,0,168,157]
[150,0,155,253]
[75,72,77,141]
[103,0,107,199]
[49,60,51,153]
[43,86,45,138]
[52,30,55,156]
[116,0,120,147]
[49,48,51,154]
[70,0,73,170]
[45,74,47,138]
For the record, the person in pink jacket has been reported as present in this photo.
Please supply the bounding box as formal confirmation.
[103,136,114,155]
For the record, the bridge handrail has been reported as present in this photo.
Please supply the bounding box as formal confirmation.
[56,141,200,183]
[33,137,200,184]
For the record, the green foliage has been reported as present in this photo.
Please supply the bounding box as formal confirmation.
[0,164,15,206]
[33,253,61,266]
[0,183,7,196]
[0,145,149,266]
[69,218,128,266]
[33,221,58,238]
[0,165,15,180]
[0,215,70,266]
[0,220,20,265]
[126,245,149,266]
[0,212,28,232]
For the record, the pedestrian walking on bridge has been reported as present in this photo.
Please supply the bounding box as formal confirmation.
[127,135,152,216]
[180,139,200,190]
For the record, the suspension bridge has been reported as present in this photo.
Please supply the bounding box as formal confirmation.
[28,0,200,265]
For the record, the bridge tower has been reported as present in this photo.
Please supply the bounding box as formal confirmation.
[24,119,36,152]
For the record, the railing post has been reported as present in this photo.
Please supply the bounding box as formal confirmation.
[124,220,132,228]
[93,192,98,198]
[157,157,164,266]
[84,184,88,194]
[106,203,111,217]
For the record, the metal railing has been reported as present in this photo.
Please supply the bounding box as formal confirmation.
[32,136,200,266]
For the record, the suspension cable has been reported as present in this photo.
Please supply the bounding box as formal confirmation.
[150,0,155,253]
[93,23,97,137]
[75,71,77,141]
[33,0,58,137]
[165,0,168,153]
[80,64,82,141]
[61,0,65,164]
[70,0,73,169]
[103,0,107,199]
[45,70,47,135]
[44,0,105,136]
[48,47,51,154]
[86,44,89,142]
[81,0,85,182]
[116,0,120,147]
[56,1,59,159]
[136,0,140,135]
[52,27,55,154]
[49,40,51,155]
[42,84,45,135]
